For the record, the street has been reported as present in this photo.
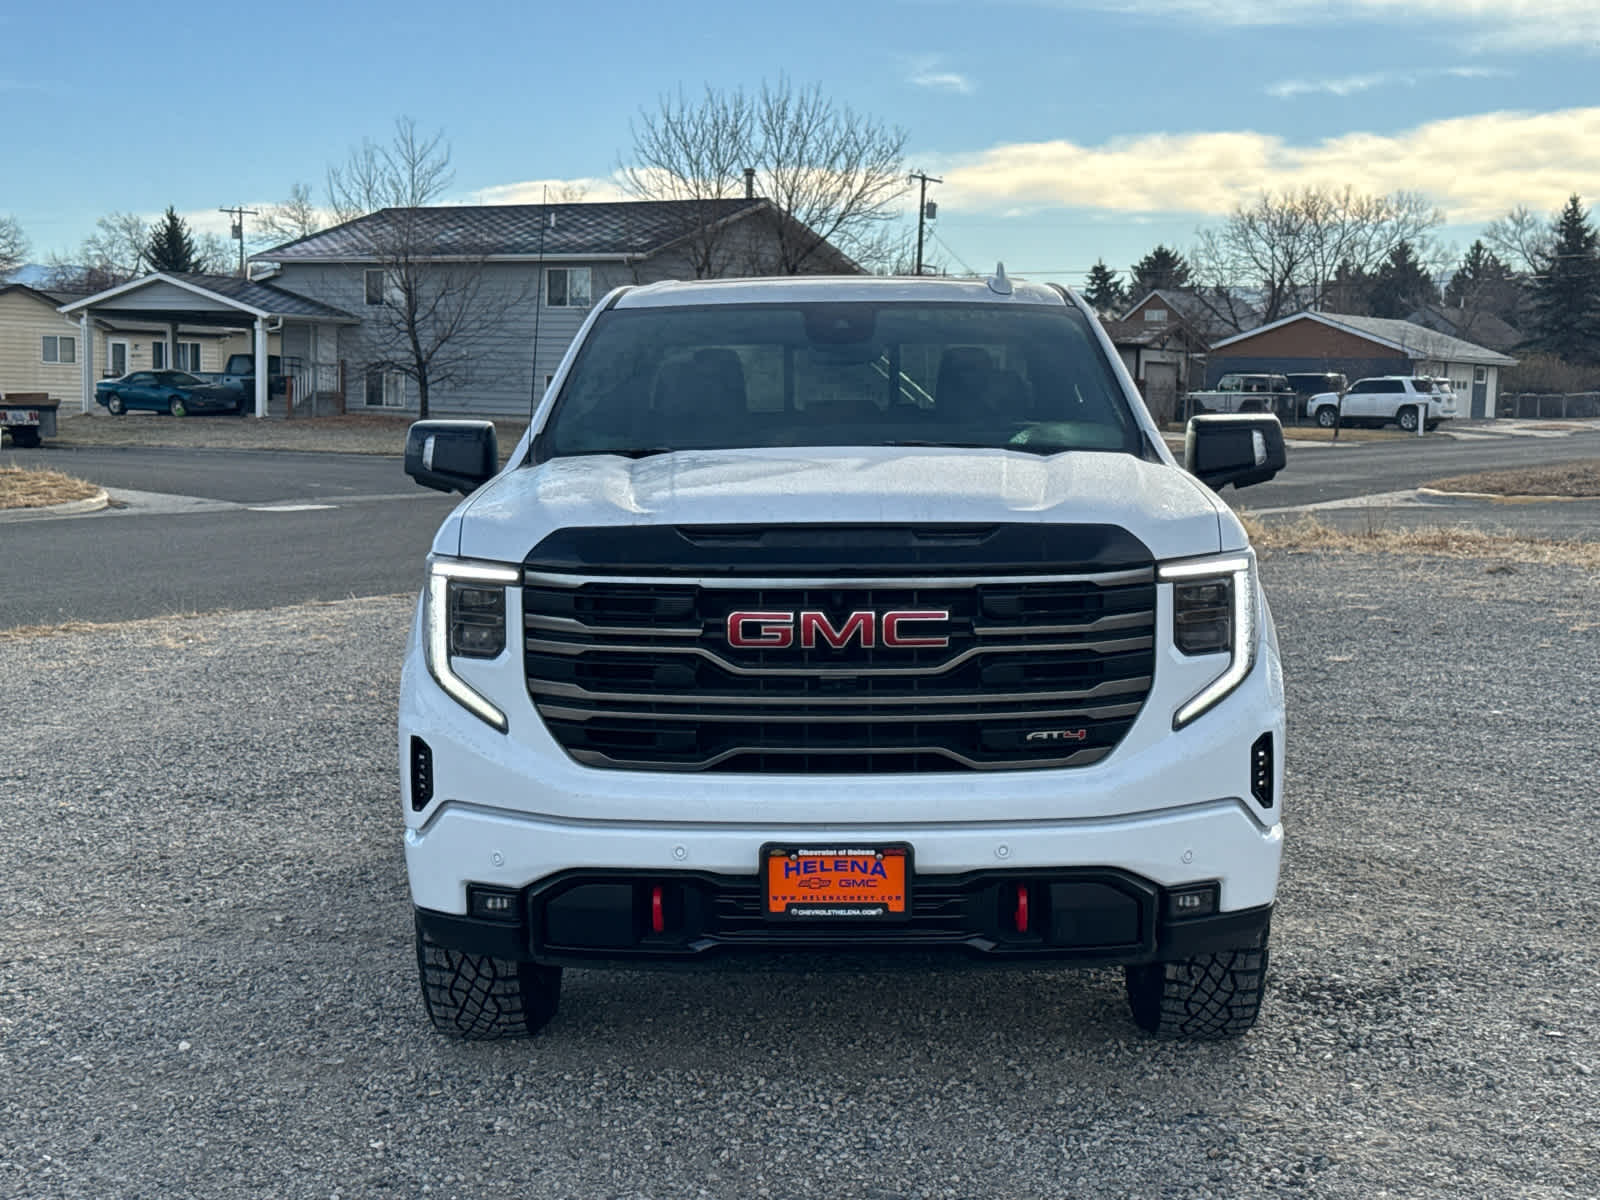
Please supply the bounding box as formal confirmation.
[3,426,1597,630]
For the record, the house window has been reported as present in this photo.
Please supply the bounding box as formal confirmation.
[364,368,406,408]
[1474,366,1487,383]
[152,343,201,370]
[546,267,591,308]
[42,335,76,364]
[365,269,386,305]
[1143,308,1167,323]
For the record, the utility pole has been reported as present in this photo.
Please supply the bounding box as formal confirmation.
[908,171,942,276]
[219,205,260,277]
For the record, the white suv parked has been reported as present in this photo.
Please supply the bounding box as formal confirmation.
[1307,376,1456,431]
[399,273,1288,1042]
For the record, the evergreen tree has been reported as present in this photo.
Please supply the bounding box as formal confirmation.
[1367,240,1439,318]
[1525,195,1600,363]
[1323,259,1373,314]
[1082,259,1126,313]
[145,206,200,273]
[1129,244,1190,296]
[1446,240,1522,327]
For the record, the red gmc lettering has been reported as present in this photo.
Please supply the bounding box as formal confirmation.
[726,609,951,649]
[881,611,950,648]
[726,610,794,648]
[799,611,874,649]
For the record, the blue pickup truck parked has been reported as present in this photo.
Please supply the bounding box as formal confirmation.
[196,354,290,399]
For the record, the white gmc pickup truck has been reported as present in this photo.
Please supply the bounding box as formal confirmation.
[399,273,1288,1041]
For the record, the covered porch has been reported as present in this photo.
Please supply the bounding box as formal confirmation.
[57,272,358,418]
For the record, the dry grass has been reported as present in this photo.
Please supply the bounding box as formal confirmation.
[1423,459,1600,498]
[48,411,531,460]
[1240,510,1600,570]
[0,466,101,509]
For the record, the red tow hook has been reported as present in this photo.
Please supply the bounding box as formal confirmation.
[651,884,665,934]
[1014,884,1030,933]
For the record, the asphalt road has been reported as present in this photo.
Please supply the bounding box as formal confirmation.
[4,428,1597,631]
[1,446,456,629]
[1229,425,1600,510]
[4,444,421,505]
[3,555,1596,1198]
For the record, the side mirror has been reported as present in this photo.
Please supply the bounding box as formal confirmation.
[1185,413,1287,490]
[405,420,499,495]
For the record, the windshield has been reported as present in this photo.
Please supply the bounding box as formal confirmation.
[538,301,1143,459]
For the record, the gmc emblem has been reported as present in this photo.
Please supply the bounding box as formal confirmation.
[725,609,951,649]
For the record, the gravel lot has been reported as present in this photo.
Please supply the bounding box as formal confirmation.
[2,554,1597,1199]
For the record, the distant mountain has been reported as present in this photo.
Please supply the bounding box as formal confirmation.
[5,263,51,286]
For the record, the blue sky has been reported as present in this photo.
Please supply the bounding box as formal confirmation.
[3,0,1598,288]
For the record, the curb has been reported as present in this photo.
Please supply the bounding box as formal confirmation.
[1415,487,1593,504]
[0,487,110,522]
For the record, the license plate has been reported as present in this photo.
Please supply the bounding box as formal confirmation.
[762,845,910,920]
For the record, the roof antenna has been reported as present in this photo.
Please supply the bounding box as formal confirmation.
[986,262,1012,296]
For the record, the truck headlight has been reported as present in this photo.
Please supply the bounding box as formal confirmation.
[1159,553,1257,729]
[425,556,520,732]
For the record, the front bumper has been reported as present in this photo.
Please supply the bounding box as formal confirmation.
[405,793,1282,966]
[416,863,1274,968]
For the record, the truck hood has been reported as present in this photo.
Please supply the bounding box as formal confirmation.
[449,447,1228,564]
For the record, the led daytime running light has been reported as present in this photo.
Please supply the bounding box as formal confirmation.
[425,557,520,732]
[1161,554,1258,729]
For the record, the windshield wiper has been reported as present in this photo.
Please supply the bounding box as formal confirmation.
[873,440,1048,454]
[561,447,680,459]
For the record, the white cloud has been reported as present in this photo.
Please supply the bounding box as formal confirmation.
[470,176,630,206]
[904,55,977,94]
[1082,0,1600,51]
[1265,64,1511,98]
[924,106,1600,223]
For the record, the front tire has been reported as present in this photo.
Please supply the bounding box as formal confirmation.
[106,394,126,416]
[1315,406,1338,428]
[168,396,188,418]
[414,916,562,1039]
[1125,934,1268,1040]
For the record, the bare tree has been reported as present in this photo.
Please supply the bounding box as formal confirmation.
[256,182,325,248]
[193,231,232,274]
[621,87,757,278]
[324,117,525,419]
[754,78,907,274]
[42,211,150,292]
[623,78,907,276]
[0,215,27,280]
[1188,187,1444,329]
[1482,205,1554,275]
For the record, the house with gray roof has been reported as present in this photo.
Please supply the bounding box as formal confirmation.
[56,272,360,417]
[1207,310,1518,419]
[246,197,862,418]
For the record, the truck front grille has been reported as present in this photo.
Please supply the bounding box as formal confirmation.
[523,563,1156,773]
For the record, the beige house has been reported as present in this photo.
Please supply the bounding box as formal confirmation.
[0,282,252,406]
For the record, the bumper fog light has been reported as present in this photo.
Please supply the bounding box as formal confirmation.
[1166,884,1218,920]
[468,886,521,923]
